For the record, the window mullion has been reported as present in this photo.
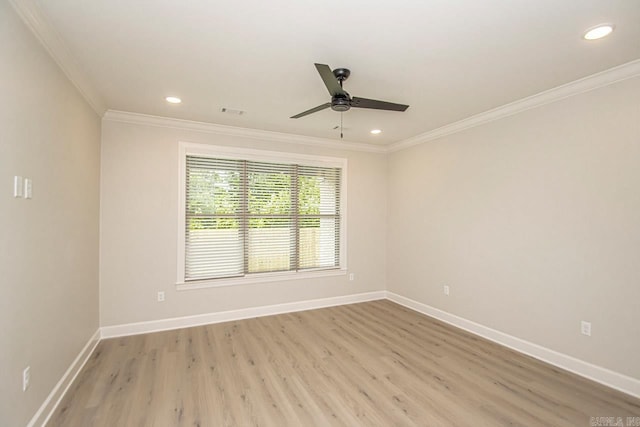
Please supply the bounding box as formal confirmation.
[291,164,299,272]
[241,160,249,275]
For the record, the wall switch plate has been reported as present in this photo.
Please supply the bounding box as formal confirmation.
[443,285,450,296]
[157,291,165,302]
[23,366,30,391]
[581,321,591,336]
[14,176,23,198]
[24,178,32,199]
[349,273,354,281]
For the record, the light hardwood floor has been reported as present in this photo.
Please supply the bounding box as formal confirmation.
[48,300,640,426]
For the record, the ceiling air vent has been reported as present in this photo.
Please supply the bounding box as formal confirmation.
[220,107,245,116]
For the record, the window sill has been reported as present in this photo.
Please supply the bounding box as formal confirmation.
[176,268,347,291]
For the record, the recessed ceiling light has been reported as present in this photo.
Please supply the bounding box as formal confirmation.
[370,129,382,135]
[165,96,182,104]
[583,24,614,40]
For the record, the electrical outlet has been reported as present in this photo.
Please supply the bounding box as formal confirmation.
[349,273,354,281]
[581,321,591,336]
[157,291,165,302]
[443,285,450,296]
[23,366,30,391]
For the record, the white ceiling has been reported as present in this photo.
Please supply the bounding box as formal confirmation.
[27,0,640,145]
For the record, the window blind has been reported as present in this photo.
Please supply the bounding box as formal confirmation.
[185,156,341,281]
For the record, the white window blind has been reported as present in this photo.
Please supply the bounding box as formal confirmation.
[185,155,342,282]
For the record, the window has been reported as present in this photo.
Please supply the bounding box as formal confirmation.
[177,143,346,287]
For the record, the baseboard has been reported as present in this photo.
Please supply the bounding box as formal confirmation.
[101,291,386,339]
[386,292,640,399]
[27,329,101,427]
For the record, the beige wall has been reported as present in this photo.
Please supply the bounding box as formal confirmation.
[0,2,101,426]
[99,121,387,326]
[388,76,640,380]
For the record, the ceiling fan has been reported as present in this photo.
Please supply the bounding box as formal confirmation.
[290,63,410,119]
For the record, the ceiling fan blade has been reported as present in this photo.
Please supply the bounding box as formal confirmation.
[351,97,409,112]
[315,63,347,97]
[290,102,331,119]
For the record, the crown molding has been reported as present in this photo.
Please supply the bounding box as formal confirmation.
[9,0,106,115]
[388,59,640,153]
[103,110,388,153]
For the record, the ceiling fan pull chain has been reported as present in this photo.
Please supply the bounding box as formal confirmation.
[340,112,343,139]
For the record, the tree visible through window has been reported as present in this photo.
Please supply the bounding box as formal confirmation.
[184,156,341,281]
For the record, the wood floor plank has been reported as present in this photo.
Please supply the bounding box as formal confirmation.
[48,300,640,426]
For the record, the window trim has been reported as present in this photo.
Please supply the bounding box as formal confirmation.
[176,142,348,289]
